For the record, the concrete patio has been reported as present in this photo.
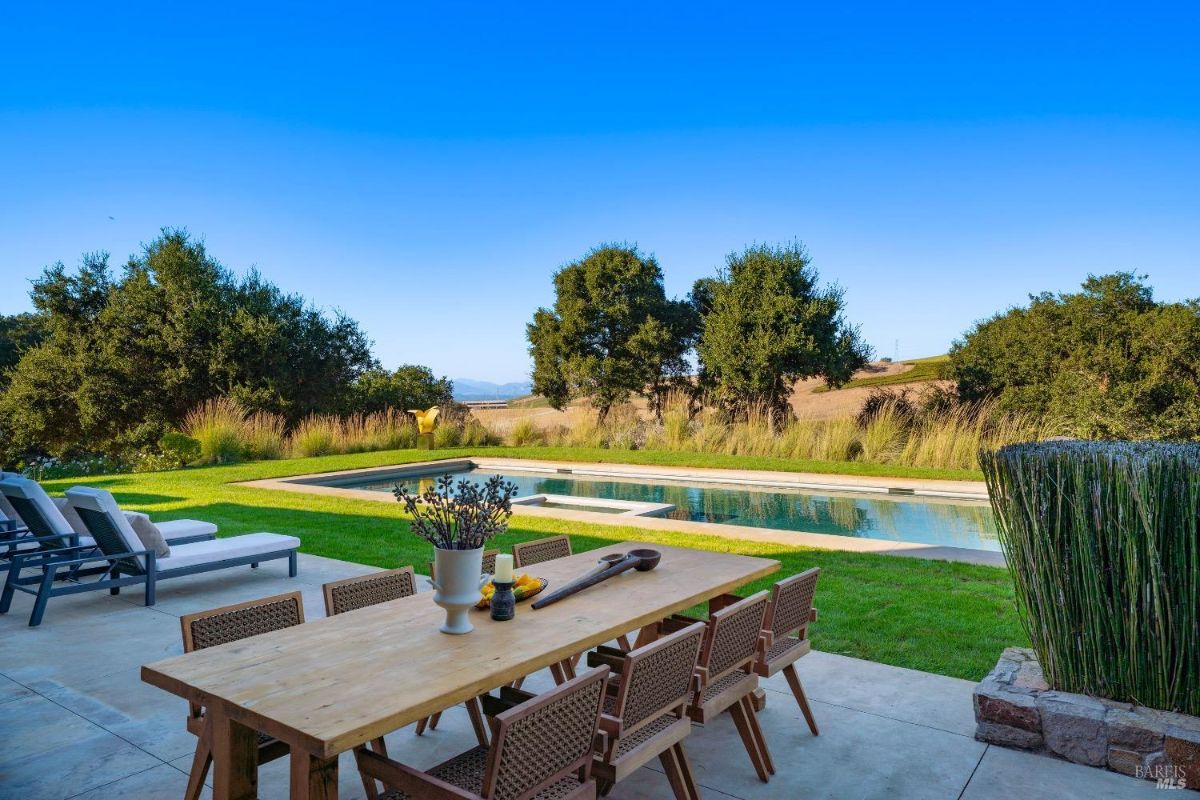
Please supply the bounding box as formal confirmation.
[0,553,1158,799]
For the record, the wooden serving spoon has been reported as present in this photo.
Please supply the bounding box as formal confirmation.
[531,549,662,610]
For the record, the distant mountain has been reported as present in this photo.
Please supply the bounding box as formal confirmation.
[452,378,533,401]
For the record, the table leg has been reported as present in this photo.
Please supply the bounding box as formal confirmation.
[632,622,660,649]
[209,706,258,800]
[291,749,340,799]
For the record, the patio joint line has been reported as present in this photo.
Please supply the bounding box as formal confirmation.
[9,668,173,796]
[61,761,171,800]
[804,695,977,739]
[955,743,989,800]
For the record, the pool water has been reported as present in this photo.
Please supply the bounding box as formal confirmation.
[345,467,1000,552]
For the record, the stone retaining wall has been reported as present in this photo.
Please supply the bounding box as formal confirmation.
[974,647,1200,790]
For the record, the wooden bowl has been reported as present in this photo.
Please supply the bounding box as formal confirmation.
[628,549,662,571]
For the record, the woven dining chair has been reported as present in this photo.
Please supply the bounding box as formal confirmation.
[662,591,774,782]
[354,666,610,800]
[754,568,821,735]
[511,535,571,568]
[321,567,490,748]
[179,591,305,800]
[585,620,706,798]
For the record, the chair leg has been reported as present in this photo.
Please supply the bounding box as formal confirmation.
[29,567,57,627]
[465,697,489,747]
[185,728,213,800]
[370,737,388,757]
[616,633,633,652]
[549,661,567,685]
[429,710,443,730]
[673,742,701,800]
[597,777,615,796]
[658,744,692,799]
[288,551,298,577]
[742,696,775,775]
[783,663,819,735]
[415,716,429,735]
[729,695,770,782]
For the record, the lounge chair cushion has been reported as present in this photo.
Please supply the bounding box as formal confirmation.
[156,519,219,540]
[155,533,300,573]
[63,486,148,563]
[0,477,77,539]
[52,495,215,548]
[124,512,171,559]
[0,494,22,528]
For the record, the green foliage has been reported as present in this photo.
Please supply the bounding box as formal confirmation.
[158,431,202,467]
[349,365,453,414]
[0,229,377,463]
[950,273,1200,439]
[0,312,45,388]
[695,242,871,420]
[527,245,695,418]
[982,441,1200,714]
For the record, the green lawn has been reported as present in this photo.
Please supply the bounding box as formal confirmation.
[813,354,950,393]
[43,446,1023,681]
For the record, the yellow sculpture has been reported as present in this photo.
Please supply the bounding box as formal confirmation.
[408,406,440,434]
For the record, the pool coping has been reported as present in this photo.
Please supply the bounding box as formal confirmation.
[237,457,1004,568]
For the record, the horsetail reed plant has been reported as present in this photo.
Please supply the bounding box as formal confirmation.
[980,441,1200,715]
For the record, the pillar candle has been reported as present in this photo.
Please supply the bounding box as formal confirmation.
[494,553,514,583]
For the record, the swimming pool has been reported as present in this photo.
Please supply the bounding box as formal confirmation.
[339,466,1000,552]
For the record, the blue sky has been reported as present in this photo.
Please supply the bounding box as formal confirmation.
[2,3,1198,382]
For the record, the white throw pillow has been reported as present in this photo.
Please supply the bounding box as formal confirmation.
[124,512,170,559]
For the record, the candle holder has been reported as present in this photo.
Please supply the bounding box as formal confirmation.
[490,581,516,621]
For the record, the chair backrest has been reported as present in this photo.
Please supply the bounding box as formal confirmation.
[63,486,147,573]
[699,591,769,682]
[512,535,571,568]
[0,476,79,549]
[181,591,306,652]
[429,549,499,582]
[611,621,705,733]
[764,568,820,640]
[483,666,608,800]
[323,566,417,616]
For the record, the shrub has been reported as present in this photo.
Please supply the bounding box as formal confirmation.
[981,441,1200,714]
[158,431,202,467]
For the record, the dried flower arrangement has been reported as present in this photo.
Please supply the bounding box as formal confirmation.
[393,473,519,550]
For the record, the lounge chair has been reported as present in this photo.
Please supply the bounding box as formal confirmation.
[0,476,217,568]
[0,486,300,626]
[0,471,28,534]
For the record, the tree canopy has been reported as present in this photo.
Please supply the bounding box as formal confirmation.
[0,229,380,461]
[949,272,1200,440]
[526,245,694,417]
[695,242,870,420]
[349,365,453,414]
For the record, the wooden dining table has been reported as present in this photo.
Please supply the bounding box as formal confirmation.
[142,541,780,799]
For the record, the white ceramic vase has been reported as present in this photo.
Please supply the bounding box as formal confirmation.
[430,546,489,634]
